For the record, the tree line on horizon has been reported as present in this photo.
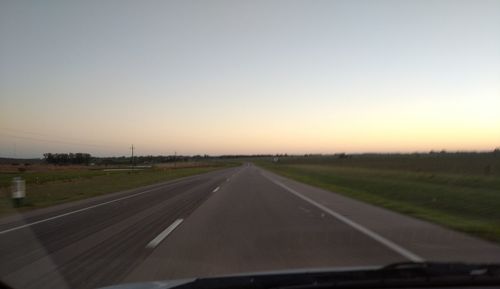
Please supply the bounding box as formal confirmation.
[26,149,500,166]
[43,153,92,165]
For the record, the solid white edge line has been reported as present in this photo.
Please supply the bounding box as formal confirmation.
[0,186,165,235]
[146,219,183,248]
[266,175,424,262]
[213,186,220,193]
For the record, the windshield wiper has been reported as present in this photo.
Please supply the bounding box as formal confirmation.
[172,262,500,289]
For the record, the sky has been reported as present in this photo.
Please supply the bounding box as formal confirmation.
[1,0,499,158]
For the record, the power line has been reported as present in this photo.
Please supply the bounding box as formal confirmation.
[0,127,68,139]
[0,128,112,149]
[0,132,103,147]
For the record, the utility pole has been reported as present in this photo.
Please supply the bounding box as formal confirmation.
[174,151,177,168]
[130,144,135,167]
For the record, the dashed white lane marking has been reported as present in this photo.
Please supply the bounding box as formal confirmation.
[266,176,424,262]
[146,219,183,248]
[213,186,220,193]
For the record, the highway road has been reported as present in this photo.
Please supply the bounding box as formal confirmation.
[1,163,500,289]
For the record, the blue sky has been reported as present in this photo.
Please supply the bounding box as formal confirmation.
[1,0,499,157]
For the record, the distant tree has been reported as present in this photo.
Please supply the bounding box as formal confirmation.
[335,153,348,159]
[43,153,54,163]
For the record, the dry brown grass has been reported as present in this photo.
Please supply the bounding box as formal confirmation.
[0,163,90,173]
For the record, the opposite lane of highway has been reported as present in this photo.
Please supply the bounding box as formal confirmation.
[0,167,238,289]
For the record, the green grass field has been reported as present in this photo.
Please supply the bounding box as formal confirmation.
[256,153,500,242]
[0,162,237,217]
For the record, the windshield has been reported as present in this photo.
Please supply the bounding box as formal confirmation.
[1,1,499,289]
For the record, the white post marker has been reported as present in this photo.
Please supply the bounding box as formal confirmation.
[11,177,26,207]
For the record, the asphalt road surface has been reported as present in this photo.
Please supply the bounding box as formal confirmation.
[1,164,500,289]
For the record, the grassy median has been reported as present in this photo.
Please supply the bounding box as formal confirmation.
[256,153,500,242]
[0,162,238,217]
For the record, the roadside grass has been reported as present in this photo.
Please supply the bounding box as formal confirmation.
[0,162,238,217]
[0,169,107,188]
[256,161,500,243]
[273,153,500,176]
